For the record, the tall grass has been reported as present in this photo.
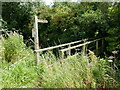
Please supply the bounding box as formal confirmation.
[1,32,37,88]
[37,52,119,88]
[1,32,120,88]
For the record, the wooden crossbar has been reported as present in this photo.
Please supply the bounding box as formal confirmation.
[60,38,101,52]
[35,39,86,52]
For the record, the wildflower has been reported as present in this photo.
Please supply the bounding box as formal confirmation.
[108,56,114,59]
[108,60,113,62]
[112,50,119,54]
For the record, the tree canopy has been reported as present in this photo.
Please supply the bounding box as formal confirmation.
[2,2,120,52]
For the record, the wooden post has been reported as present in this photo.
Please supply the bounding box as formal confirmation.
[68,44,71,56]
[33,15,48,65]
[96,40,98,55]
[34,15,40,65]
[82,40,86,55]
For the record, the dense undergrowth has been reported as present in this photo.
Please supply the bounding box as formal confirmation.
[0,33,120,88]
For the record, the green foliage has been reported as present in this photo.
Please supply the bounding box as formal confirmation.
[1,2,120,88]
[2,2,39,39]
[2,2,120,52]
[106,28,120,51]
[1,33,36,88]
[36,51,119,88]
[2,57,37,88]
[1,33,119,88]
[1,32,27,63]
[106,3,120,52]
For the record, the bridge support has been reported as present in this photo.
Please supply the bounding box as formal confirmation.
[68,44,71,56]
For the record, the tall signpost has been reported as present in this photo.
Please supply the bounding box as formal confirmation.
[32,15,48,65]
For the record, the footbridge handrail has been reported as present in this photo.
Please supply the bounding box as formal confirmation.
[35,39,87,52]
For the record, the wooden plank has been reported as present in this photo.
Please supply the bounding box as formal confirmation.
[38,19,48,23]
[35,39,86,52]
[60,41,91,52]
[60,39,101,52]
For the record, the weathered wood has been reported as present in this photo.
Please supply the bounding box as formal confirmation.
[82,40,86,55]
[38,19,48,23]
[60,39,101,52]
[32,28,35,37]
[33,15,48,65]
[68,44,71,56]
[34,15,40,65]
[35,39,86,52]
[60,41,92,52]
[34,15,39,50]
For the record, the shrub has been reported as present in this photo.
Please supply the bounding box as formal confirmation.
[2,32,26,63]
[1,32,37,88]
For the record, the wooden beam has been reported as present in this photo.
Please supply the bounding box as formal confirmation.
[38,19,48,23]
[60,39,101,52]
[35,39,86,52]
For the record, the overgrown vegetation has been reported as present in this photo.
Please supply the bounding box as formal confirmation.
[2,2,120,51]
[1,33,36,88]
[1,1,120,89]
[1,33,120,88]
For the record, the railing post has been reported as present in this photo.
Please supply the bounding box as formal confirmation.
[68,44,71,56]
[96,40,98,55]
[82,40,86,55]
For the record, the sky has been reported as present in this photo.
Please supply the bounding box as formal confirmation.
[44,0,78,5]
[44,0,53,5]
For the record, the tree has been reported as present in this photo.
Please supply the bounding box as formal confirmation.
[106,3,120,52]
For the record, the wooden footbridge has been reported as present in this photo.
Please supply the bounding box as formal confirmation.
[32,16,104,65]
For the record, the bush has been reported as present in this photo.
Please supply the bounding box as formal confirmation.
[1,32,37,88]
[2,32,26,63]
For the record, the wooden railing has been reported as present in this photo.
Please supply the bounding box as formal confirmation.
[59,38,102,58]
[35,38,104,65]
[35,39,87,52]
